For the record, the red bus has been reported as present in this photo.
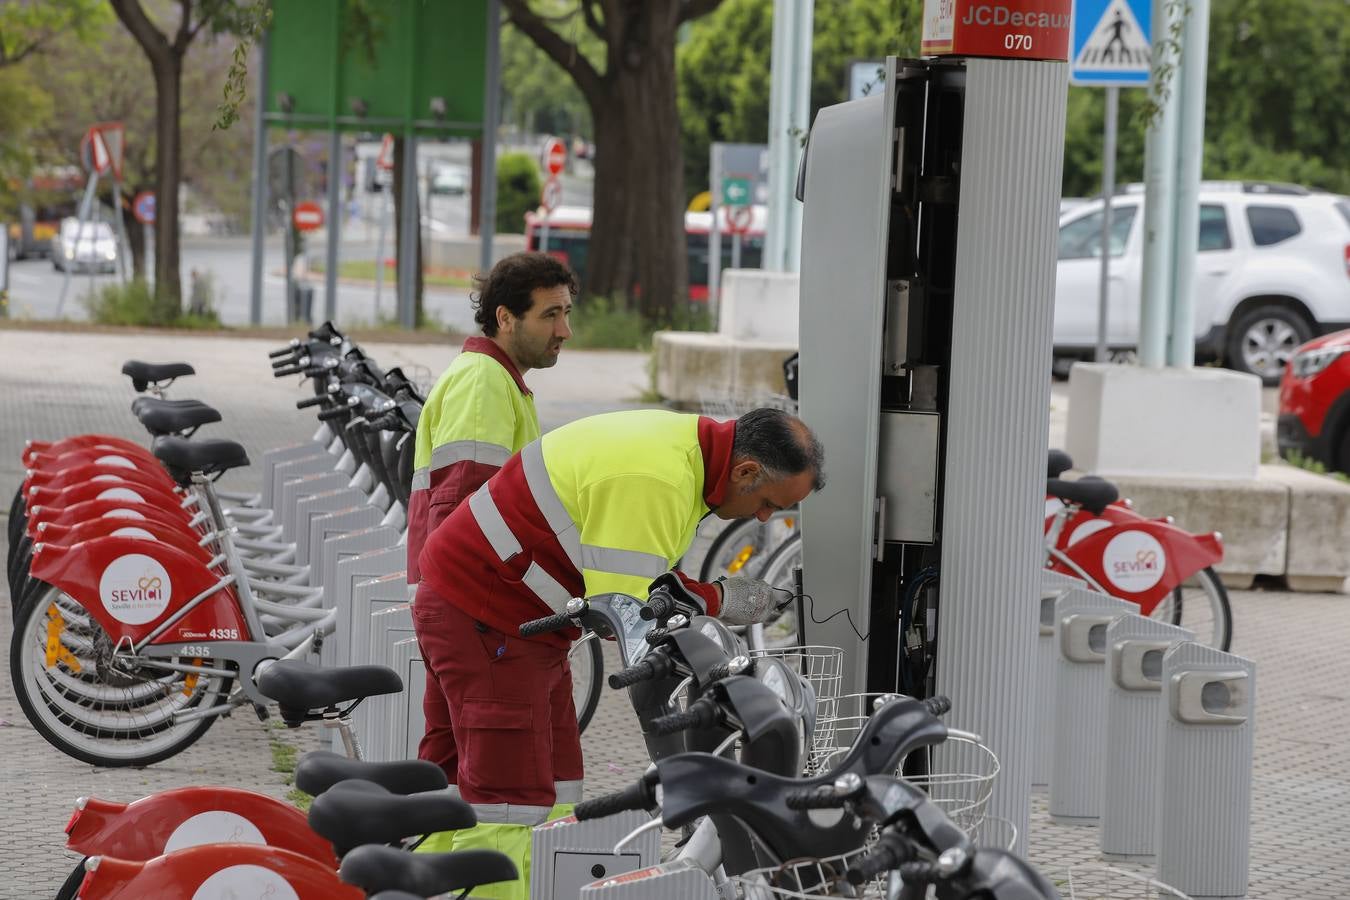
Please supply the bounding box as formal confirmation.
[524,205,766,302]
[6,167,84,259]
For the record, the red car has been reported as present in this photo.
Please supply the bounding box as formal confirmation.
[1278,329,1350,471]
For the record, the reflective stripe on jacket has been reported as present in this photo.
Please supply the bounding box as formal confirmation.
[405,338,538,583]
[419,409,733,648]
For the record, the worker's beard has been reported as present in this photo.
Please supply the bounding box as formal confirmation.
[508,328,564,370]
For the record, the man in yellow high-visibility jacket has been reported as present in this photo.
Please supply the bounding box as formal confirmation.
[414,407,826,898]
[405,252,576,585]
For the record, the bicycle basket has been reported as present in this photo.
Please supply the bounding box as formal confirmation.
[729,847,880,899]
[1062,865,1192,899]
[748,645,845,772]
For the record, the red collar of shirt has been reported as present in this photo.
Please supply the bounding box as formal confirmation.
[698,416,736,508]
[462,336,532,396]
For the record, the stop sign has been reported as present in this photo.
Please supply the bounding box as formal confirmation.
[292,201,324,232]
[543,138,566,177]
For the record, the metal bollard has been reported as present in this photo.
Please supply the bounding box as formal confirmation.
[365,602,415,761]
[1100,614,1192,860]
[1033,574,1088,789]
[347,574,414,757]
[535,810,664,900]
[1049,588,1133,825]
[1156,642,1255,899]
[390,636,424,761]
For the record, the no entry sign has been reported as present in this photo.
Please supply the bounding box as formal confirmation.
[543,138,566,177]
[132,191,156,225]
[292,201,324,232]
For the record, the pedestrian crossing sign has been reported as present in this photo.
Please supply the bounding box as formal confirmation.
[1070,0,1152,86]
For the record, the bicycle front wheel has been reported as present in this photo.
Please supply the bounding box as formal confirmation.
[569,634,603,735]
[1151,565,1232,651]
[698,510,799,582]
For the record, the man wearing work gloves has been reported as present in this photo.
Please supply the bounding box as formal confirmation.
[405,252,576,585]
[412,406,825,897]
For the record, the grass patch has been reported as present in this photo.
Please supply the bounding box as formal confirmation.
[1283,449,1350,483]
[81,278,222,328]
[569,296,714,351]
[311,259,474,290]
[267,721,312,812]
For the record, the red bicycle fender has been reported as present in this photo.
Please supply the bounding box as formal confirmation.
[22,434,149,468]
[65,787,337,867]
[77,844,360,900]
[36,517,214,565]
[1052,519,1223,614]
[27,496,194,539]
[28,536,250,645]
[24,479,184,519]
[25,463,178,497]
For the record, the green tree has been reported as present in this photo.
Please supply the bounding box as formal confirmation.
[0,0,107,67]
[108,0,259,320]
[502,0,728,324]
[495,151,543,235]
[677,0,922,200]
[499,18,594,140]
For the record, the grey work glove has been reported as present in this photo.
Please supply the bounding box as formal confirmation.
[717,576,779,626]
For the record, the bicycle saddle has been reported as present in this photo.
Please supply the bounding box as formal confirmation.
[121,360,194,391]
[1047,448,1074,479]
[151,435,250,485]
[339,843,518,896]
[308,780,478,858]
[256,659,403,725]
[1046,476,1118,514]
[295,750,448,797]
[131,397,222,437]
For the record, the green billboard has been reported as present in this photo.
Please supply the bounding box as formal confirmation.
[265,0,487,136]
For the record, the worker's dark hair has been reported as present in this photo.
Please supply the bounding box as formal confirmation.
[732,407,826,491]
[471,252,578,337]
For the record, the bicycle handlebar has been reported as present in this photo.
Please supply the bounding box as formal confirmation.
[639,589,677,621]
[518,609,579,637]
[607,651,676,689]
[784,786,850,810]
[648,696,724,736]
[573,774,657,821]
[923,696,952,717]
[317,406,350,422]
[296,395,327,409]
[269,343,298,358]
[846,830,918,885]
[273,364,303,378]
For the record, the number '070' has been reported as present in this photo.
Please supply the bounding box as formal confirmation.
[1004,33,1033,50]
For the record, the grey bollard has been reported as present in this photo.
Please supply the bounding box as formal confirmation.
[348,575,414,759]
[1156,642,1256,899]
[1049,589,1133,825]
[320,543,404,670]
[366,602,416,762]
[260,442,332,511]
[390,635,424,760]
[1033,574,1088,789]
[297,498,382,567]
[279,471,350,541]
[1100,614,1193,860]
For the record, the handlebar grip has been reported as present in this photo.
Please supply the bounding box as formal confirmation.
[296,395,326,409]
[316,407,349,422]
[785,787,850,811]
[273,365,303,378]
[272,357,298,370]
[924,696,952,717]
[705,659,754,683]
[269,344,297,358]
[648,699,721,736]
[846,832,916,885]
[574,778,655,821]
[519,611,577,637]
[302,365,330,377]
[639,592,676,621]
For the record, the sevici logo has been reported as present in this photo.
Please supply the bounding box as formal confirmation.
[99,553,173,625]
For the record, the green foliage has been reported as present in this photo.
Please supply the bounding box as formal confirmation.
[500,10,598,139]
[215,0,272,130]
[0,67,53,213]
[1283,449,1350,483]
[496,151,542,235]
[82,278,221,328]
[0,0,108,68]
[568,295,714,350]
[677,0,922,199]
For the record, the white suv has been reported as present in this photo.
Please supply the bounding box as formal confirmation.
[1052,182,1350,384]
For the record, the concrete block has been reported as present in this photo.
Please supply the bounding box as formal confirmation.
[653,332,794,409]
[1263,464,1350,591]
[719,269,799,344]
[1065,364,1262,480]
[1107,472,1287,581]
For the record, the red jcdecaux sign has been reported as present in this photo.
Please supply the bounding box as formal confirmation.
[922,0,1072,62]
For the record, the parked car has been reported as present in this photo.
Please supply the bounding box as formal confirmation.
[1277,329,1350,471]
[1053,182,1350,385]
[51,217,118,274]
[431,167,467,195]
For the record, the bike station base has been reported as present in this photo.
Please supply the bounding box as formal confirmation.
[1065,364,1263,481]
[652,331,795,410]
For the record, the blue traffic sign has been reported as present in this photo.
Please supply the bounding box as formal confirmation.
[133,191,156,225]
[1070,0,1152,87]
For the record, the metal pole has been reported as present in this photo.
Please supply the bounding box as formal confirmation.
[785,0,812,272]
[764,0,792,271]
[731,231,742,270]
[478,0,502,275]
[111,177,129,284]
[1138,0,1182,368]
[248,31,270,326]
[324,129,342,322]
[1167,0,1209,368]
[374,186,390,317]
[284,145,295,324]
[709,146,722,325]
[1095,87,1118,364]
[55,171,100,317]
[398,132,418,330]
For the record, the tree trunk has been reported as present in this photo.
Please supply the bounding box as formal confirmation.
[151,53,183,321]
[391,136,425,328]
[585,16,688,324]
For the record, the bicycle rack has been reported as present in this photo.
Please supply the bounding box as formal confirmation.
[1049,589,1132,826]
[366,602,417,762]
[1100,614,1193,861]
[1033,574,1088,789]
[347,576,416,761]
[535,810,663,900]
[1156,642,1255,899]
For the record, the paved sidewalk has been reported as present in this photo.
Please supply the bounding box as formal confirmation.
[1,327,1347,896]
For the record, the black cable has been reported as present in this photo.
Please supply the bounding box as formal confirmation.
[768,586,869,643]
